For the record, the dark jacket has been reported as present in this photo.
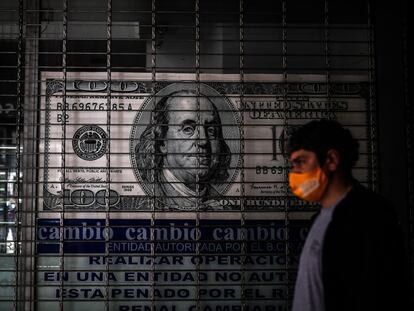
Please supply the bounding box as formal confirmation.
[321,183,410,311]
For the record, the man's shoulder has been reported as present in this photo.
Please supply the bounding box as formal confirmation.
[324,182,399,259]
[341,183,391,210]
[333,182,397,227]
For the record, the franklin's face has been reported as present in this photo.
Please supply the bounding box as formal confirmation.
[160,96,221,187]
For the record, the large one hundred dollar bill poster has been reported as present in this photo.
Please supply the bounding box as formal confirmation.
[36,72,373,311]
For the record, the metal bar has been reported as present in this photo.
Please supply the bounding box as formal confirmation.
[105,1,112,311]
[195,1,201,310]
[281,1,291,310]
[367,1,378,191]
[239,1,247,310]
[324,0,332,113]
[14,0,24,310]
[21,0,40,309]
[59,1,68,310]
[150,1,156,311]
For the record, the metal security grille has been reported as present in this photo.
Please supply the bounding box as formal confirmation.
[0,0,395,311]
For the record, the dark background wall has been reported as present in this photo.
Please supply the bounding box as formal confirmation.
[374,0,413,299]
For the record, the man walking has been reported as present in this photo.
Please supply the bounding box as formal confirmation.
[288,120,409,311]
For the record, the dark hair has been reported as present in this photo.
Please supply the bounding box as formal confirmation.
[135,90,231,183]
[287,119,359,173]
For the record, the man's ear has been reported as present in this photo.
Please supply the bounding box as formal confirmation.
[325,149,340,172]
[159,141,167,154]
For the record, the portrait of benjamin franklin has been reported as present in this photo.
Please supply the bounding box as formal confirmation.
[130,83,241,211]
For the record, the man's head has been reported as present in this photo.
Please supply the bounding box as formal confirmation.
[286,120,359,202]
[136,90,231,188]
[287,119,359,175]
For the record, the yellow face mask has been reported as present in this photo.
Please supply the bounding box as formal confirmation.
[288,167,329,202]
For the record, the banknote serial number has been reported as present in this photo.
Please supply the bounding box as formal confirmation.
[256,166,286,175]
[56,102,132,111]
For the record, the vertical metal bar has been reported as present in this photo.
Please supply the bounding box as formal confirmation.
[105,1,112,311]
[59,0,68,310]
[194,1,201,310]
[14,0,24,310]
[281,1,290,310]
[238,1,246,310]
[22,0,40,309]
[324,0,331,112]
[367,1,378,191]
[150,0,156,310]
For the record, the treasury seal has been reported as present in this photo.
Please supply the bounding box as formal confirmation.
[72,125,108,161]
